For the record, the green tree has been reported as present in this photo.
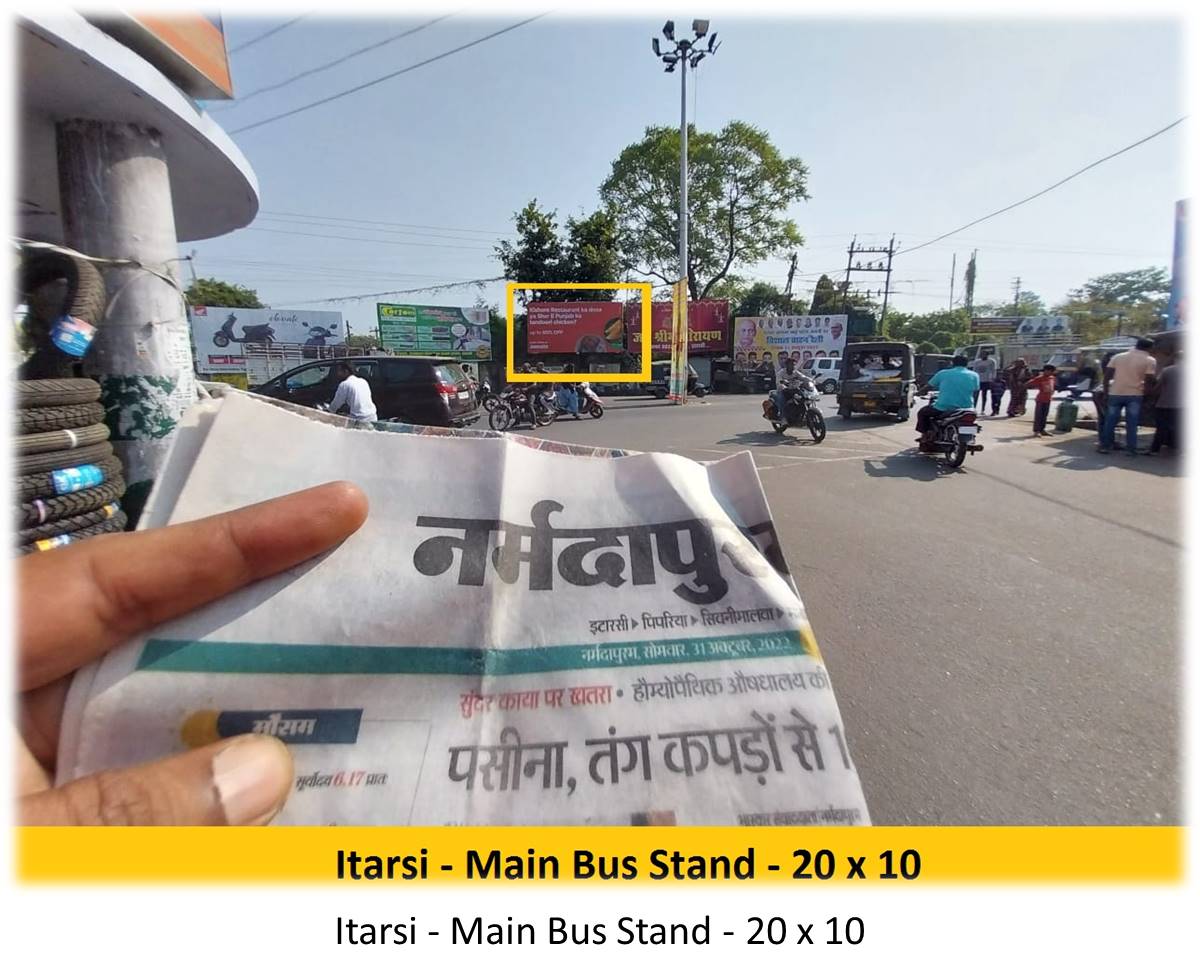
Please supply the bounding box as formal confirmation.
[495,200,623,304]
[600,121,809,300]
[1052,266,1169,343]
[726,280,807,317]
[185,277,263,309]
[346,333,378,349]
[883,308,971,351]
[1073,267,1169,307]
[809,274,840,314]
[974,291,1045,317]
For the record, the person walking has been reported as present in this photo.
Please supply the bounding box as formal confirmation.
[1145,351,1182,455]
[1027,364,1057,436]
[1005,358,1031,416]
[970,351,998,413]
[1098,338,1158,456]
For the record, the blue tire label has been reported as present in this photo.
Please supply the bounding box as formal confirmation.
[50,315,97,357]
[51,464,104,495]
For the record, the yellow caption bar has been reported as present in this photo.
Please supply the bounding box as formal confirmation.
[17,827,1183,884]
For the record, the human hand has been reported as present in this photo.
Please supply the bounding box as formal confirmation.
[17,481,368,825]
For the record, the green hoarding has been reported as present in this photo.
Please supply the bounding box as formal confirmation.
[376,303,492,360]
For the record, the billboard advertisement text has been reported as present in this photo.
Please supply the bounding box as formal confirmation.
[377,304,492,360]
[526,302,625,355]
[189,306,345,375]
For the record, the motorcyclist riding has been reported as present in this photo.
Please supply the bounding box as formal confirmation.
[765,357,809,420]
[916,354,980,447]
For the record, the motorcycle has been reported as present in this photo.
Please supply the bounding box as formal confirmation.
[489,387,555,431]
[762,377,826,443]
[212,313,276,348]
[554,383,605,420]
[579,383,604,419]
[917,397,983,468]
[477,378,500,412]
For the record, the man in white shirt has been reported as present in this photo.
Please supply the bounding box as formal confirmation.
[970,352,998,414]
[328,360,378,423]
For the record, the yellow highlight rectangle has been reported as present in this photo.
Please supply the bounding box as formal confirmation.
[17,826,1183,884]
[506,282,652,383]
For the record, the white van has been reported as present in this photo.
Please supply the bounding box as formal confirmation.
[801,356,842,394]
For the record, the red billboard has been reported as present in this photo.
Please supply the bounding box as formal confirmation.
[625,299,730,355]
[526,302,625,355]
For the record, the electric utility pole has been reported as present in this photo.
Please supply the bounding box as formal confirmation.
[784,251,797,301]
[840,236,896,330]
[949,252,956,311]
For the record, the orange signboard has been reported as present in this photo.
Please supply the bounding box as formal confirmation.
[92,14,233,99]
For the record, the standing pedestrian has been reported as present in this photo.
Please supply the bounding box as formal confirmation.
[1005,358,1031,416]
[1145,350,1182,455]
[970,351,998,413]
[1098,337,1157,456]
[990,374,1006,416]
[1028,364,1057,436]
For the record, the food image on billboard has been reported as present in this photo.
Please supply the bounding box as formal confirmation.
[624,299,730,355]
[526,302,625,354]
[377,304,492,360]
[188,306,345,374]
[733,314,848,373]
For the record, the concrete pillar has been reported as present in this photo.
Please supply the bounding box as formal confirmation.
[56,119,196,523]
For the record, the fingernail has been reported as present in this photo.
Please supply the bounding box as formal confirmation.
[212,735,293,826]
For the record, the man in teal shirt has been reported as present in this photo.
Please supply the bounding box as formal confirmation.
[917,355,980,444]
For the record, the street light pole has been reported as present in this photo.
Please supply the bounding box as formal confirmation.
[652,19,719,402]
[679,52,688,291]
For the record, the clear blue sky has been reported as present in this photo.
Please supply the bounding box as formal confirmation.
[194,14,1185,333]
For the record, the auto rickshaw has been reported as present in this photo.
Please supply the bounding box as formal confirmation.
[915,352,953,394]
[837,341,917,422]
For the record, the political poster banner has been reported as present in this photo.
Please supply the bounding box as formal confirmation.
[733,314,848,374]
[625,299,730,355]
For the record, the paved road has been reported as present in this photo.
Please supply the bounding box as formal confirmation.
[474,392,1182,824]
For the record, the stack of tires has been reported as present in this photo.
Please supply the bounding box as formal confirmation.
[16,378,126,555]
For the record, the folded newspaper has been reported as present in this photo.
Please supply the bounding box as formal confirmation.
[58,391,870,825]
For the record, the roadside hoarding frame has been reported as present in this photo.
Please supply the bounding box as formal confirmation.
[506,282,652,383]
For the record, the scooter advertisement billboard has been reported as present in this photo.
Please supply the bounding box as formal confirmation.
[526,302,625,354]
[733,314,848,373]
[624,298,730,355]
[376,303,493,360]
[189,306,346,374]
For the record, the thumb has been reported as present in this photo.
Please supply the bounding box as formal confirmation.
[19,735,294,826]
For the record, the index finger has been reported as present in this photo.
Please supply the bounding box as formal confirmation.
[18,481,368,692]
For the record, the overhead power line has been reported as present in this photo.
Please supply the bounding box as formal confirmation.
[260,210,507,236]
[897,116,1187,257]
[231,13,549,135]
[241,226,495,252]
[280,276,507,306]
[229,15,308,54]
[214,14,453,110]
[254,214,497,245]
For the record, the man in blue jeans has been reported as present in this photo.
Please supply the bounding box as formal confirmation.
[1099,338,1157,455]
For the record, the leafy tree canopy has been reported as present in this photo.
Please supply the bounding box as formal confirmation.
[600,121,808,300]
[495,200,623,303]
[185,277,263,309]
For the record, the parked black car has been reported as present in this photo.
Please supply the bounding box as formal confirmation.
[253,356,480,427]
